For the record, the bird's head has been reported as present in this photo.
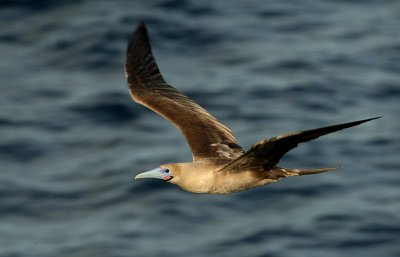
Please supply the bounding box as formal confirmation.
[134,164,177,182]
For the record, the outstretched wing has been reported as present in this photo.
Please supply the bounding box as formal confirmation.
[220,117,380,172]
[125,22,243,161]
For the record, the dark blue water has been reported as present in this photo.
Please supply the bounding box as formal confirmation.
[1,1,399,256]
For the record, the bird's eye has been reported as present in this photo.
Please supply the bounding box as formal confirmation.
[164,169,169,173]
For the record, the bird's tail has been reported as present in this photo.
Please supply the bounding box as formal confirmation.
[291,167,339,176]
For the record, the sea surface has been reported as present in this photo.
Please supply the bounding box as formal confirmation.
[0,1,399,257]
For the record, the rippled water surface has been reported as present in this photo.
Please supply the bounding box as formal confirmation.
[1,1,399,256]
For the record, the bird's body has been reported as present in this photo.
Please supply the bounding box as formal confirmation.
[126,22,379,194]
[159,161,267,194]
[161,162,334,194]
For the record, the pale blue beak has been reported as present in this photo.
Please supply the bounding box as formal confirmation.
[135,167,164,180]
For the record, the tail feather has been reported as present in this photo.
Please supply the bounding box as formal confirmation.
[293,167,339,176]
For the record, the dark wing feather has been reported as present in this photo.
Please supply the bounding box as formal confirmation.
[220,117,380,172]
[125,22,243,161]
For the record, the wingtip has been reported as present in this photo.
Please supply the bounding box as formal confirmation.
[136,21,147,32]
[125,21,165,86]
[126,21,152,68]
[357,116,382,125]
[346,116,381,127]
[130,21,148,42]
[366,116,382,121]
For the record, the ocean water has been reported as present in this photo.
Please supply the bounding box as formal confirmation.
[0,0,399,256]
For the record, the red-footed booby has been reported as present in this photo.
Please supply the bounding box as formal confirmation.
[126,22,379,194]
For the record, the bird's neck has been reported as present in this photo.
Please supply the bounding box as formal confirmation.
[170,161,222,193]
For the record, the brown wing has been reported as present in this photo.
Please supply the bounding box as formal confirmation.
[125,22,243,161]
[220,117,380,172]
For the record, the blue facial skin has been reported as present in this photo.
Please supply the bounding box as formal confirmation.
[161,168,170,176]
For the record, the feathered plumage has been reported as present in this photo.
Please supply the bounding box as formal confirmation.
[127,22,380,194]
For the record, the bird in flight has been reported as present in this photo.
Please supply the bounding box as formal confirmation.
[125,22,379,194]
